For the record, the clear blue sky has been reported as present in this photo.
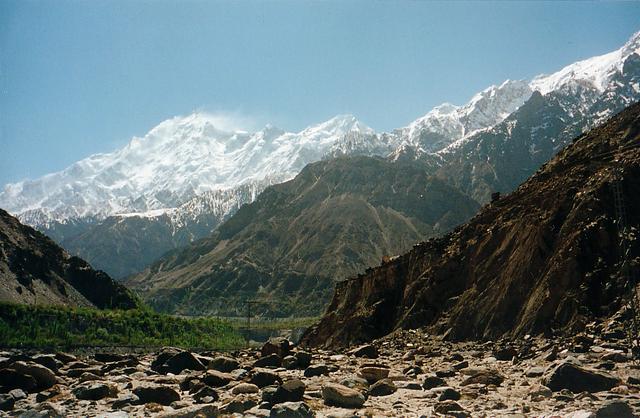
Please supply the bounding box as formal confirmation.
[1,1,639,186]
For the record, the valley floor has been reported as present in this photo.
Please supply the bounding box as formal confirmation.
[1,328,639,417]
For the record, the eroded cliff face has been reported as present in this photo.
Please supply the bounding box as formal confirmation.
[303,103,640,348]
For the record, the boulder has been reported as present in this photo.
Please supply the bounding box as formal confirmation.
[202,370,234,387]
[261,338,292,358]
[438,387,461,401]
[272,379,305,404]
[282,356,298,369]
[232,383,260,395]
[94,353,125,363]
[595,400,634,418]
[163,351,205,374]
[303,364,329,377]
[0,394,14,412]
[192,385,218,403]
[359,366,389,383]
[150,348,182,372]
[208,356,239,373]
[156,404,219,418]
[32,355,61,372]
[423,375,447,390]
[54,352,77,364]
[461,369,505,386]
[9,388,27,400]
[542,362,620,393]
[11,361,57,391]
[253,353,282,368]
[270,401,314,418]
[293,351,312,369]
[251,369,282,388]
[133,384,181,405]
[369,378,397,396]
[0,368,37,392]
[321,382,365,408]
[221,395,258,414]
[73,383,115,401]
[434,400,466,415]
[492,346,517,361]
[112,394,139,409]
[349,344,378,359]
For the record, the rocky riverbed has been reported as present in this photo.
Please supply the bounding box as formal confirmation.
[1,328,640,417]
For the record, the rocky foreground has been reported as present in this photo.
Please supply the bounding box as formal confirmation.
[1,319,640,418]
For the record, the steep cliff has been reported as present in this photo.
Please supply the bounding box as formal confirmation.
[303,102,640,347]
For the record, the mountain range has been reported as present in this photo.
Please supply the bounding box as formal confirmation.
[126,156,479,316]
[0,32,638,313]
[303,100,640,347]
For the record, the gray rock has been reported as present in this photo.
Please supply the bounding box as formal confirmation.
[293,351,312,369]
[254,353,282,368]
[461,369,505,386]
[261,338,292,358]
[349,344,378,359]
[32,355,61,372]
[543,362,620,393]
[438,387,461,401]
[72,383,115,401]
[304,364,329,377]
[0,394,14,411]
[202,369,234,387]
[595,400,634,418]
[423,375,447,390]
[321,382,365,408]
[232,382,260,394]
[369,378,397,396]
[272,379,305,404]
[359,366,389,383]
[282,355,298,369]
[270,401,314,418]
[9,388,27,400]
[493,346,517,361]
[11,361,56,391]
[111,394,139,409]
[192,385,218,403]
[156,404,219,418]
[132,384,180,405]
[251,369,282,388]
[525,366,545,377]
[162,351,205,374]
[208,355,240,372]
[221,395,258,414]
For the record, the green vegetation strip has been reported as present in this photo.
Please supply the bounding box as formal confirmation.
[225,316,319,330]
[0,303,244,350]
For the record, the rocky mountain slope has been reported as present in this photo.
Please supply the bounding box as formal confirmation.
[0,209,139,309]
[126,157,479,316]
[60,182,272,279]
[303,102,640,348]
[427,34,640,203]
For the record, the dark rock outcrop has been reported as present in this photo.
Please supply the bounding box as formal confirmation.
[0,209,139,309]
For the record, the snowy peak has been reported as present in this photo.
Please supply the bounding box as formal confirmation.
[397,79,532,153]
[531,31,640,95]
[0,112,382,224]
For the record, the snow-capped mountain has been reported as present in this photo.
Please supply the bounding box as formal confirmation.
[1,113,374,224]
[390,31,640,160]
[2,30,638,280]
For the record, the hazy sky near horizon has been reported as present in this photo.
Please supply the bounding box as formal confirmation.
[1,0,639,185]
